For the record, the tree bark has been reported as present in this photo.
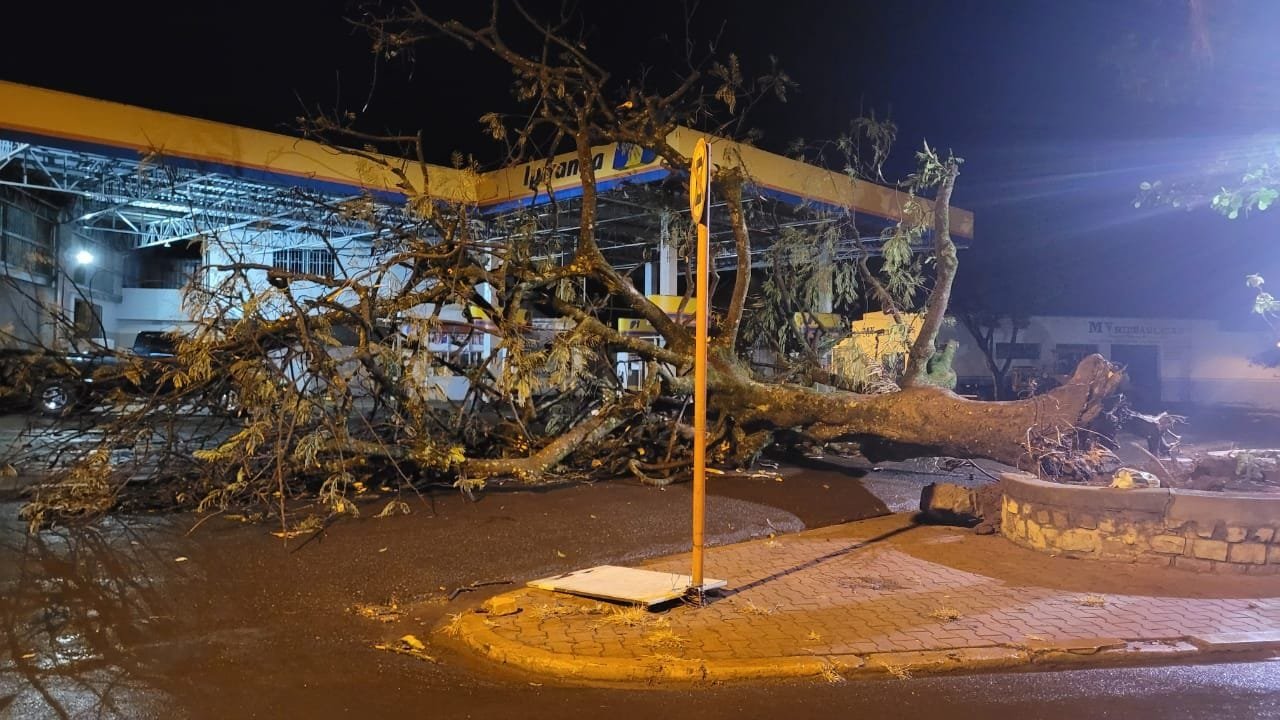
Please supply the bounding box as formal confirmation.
[719,172,752,348]
[902,161,960,387]
[463,406,629,481]
[711,352,1122,469]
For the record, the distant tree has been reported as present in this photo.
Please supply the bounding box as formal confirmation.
[955,309,1030,400]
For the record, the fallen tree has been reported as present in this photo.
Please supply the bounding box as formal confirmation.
[15,2,1128,530]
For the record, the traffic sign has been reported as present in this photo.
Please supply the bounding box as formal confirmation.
[689,138,710,222]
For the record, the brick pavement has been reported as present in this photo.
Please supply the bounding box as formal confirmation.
[453,514,1280,680]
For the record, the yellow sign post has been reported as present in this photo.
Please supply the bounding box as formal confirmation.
[689,138,711,598]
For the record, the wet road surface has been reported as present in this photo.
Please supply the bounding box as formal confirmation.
[0,413,236,499]
[1,410,1278,720]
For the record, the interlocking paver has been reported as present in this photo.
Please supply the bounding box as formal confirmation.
[461,514,1280,675]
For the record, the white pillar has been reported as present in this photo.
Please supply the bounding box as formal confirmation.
[658,210,677,296]
[479,250,497,366]
[815,246,833,314]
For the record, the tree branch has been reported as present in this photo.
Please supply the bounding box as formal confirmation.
[718,170,752,348]
[901,160,960,387]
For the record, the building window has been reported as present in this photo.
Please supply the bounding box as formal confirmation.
[125,256,200,289]
[271,248,335,278]
[1054,343,1099,375]
[0,197,56,279]
[73,298,102,339]
[995,342,1041,360]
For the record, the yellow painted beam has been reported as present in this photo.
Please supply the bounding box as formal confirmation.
[0,81,971,238]
[0,80,474,203]
[665,127,974,239]
[474,129,973,238]
[473,140,666,212]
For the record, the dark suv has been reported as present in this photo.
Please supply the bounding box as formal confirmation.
[28,331,236,417]
[130,331,178,357]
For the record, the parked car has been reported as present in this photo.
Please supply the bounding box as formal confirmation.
[24,331,237,417]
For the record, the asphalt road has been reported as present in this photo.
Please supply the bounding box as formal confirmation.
[1,456,1277,720]
[0,411,235,498]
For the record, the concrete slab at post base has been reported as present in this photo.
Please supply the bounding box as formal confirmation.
[526,565,727,607]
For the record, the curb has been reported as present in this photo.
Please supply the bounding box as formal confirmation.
[450,599,1280,684]
[456,610,829,682]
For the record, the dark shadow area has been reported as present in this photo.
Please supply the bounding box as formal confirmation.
[894,524,1280,599]
[1164,404,1280,449]
[718,522,921,599]
[708,457,891,527]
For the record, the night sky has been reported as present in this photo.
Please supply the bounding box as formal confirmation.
[3,0,1277,326]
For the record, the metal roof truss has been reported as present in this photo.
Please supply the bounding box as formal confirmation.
[0,140,397,249]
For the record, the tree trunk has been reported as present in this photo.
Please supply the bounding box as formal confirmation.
[902,161,960,387]
[712,353,1123,469]
[990,368,1008,401]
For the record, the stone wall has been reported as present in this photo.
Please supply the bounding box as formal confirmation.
[1000,472,1280,574]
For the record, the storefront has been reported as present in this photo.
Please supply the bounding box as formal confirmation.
[947,315,1280,411]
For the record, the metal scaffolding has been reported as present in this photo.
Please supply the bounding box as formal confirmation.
[0,140,395,248]
[0,138,956,273]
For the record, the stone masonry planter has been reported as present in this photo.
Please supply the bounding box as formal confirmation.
[1000,472,1280,574]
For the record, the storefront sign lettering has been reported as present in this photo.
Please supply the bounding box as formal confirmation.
[1087,321,1186,337]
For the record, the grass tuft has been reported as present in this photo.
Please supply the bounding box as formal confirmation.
[927,607,963,621]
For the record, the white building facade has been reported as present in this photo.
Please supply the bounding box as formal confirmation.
[946,315,1280,411]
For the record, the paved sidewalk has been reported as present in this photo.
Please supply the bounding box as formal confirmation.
[452,514,1280,682]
